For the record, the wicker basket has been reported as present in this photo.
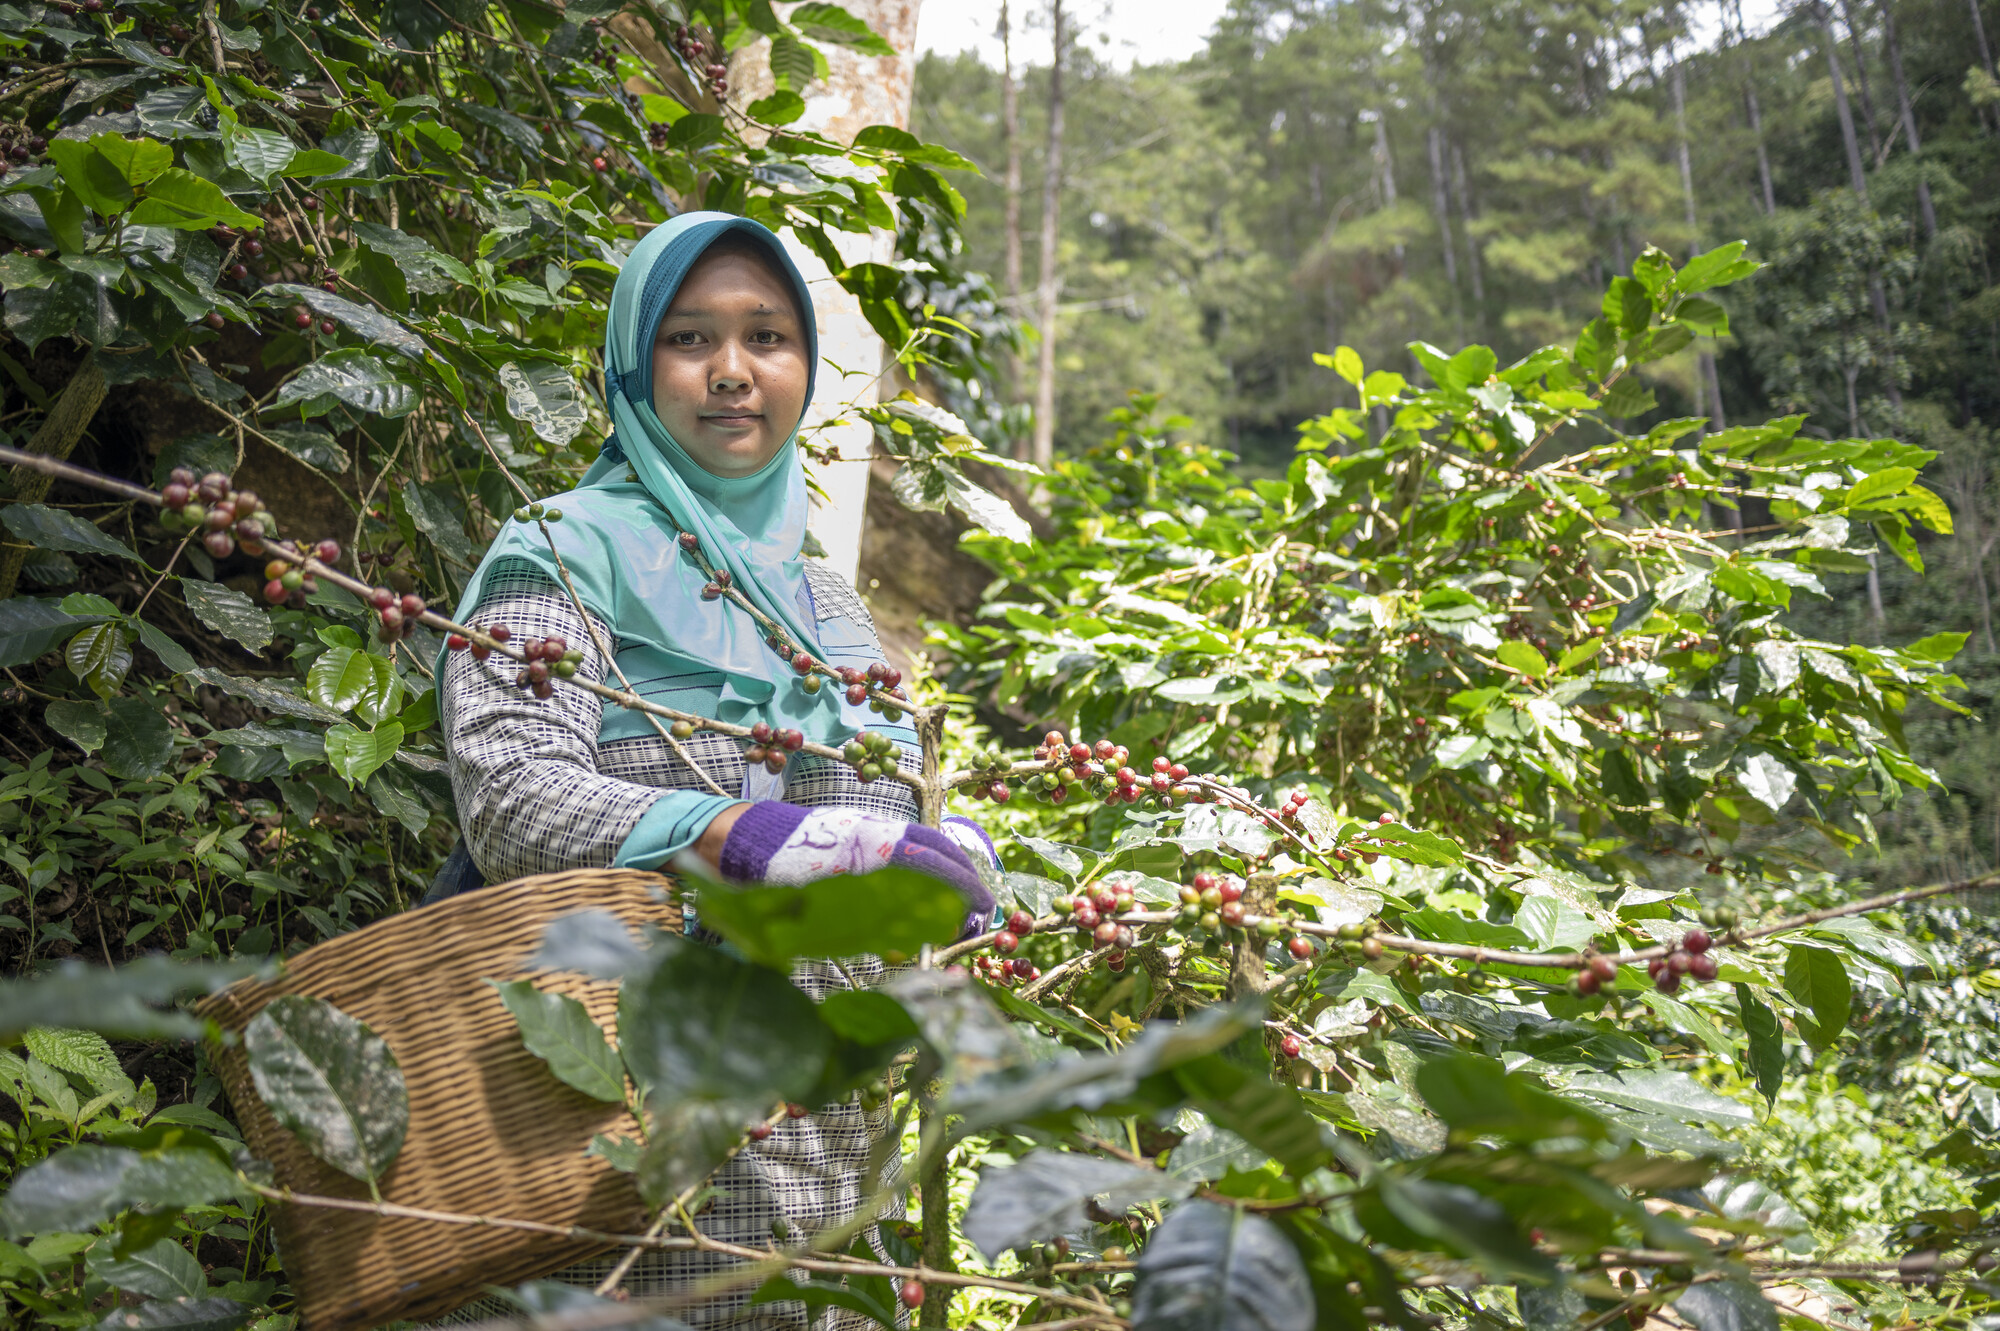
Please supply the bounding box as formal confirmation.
[197,868,680,1331]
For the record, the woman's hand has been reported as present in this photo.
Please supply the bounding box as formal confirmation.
[714,803,996,938]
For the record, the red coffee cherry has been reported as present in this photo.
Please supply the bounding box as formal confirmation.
[1280,1034,1302,1059]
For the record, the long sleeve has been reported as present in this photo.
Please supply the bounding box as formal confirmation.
[441,569,735,883]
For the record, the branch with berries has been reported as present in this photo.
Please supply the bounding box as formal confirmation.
[0,445,937,803]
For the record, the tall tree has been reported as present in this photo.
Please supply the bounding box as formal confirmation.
[1840,0,1885,157]
[1817,0,1904,415]
[1882,0,1939,240]
[1673,57,1721,426]
[999,0,1026,453]
[1031,0,1067,472]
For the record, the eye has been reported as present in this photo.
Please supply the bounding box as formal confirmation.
[749,329,783,346]
[661,330,702,348]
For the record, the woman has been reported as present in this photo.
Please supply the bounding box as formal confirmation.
[432,212,997,1326]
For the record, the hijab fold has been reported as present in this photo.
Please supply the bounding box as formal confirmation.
[446,213,869,746]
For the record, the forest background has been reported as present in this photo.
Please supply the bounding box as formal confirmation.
[916,0,2000,894]
[0,0,1997,1326]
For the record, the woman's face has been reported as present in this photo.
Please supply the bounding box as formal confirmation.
[651,246,811,478]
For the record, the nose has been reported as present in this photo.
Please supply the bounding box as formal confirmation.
[710,339,749,394]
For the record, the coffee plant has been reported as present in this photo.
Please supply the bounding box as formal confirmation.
[0,0,1992,1321]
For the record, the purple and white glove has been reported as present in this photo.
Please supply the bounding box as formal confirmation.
[718,803,997,939]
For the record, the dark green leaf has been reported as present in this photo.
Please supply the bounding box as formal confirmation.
[1173,1054,1330,1177]
[102,696,174,780]
[88,1236,206,1299]
[1735,984,1783,1107]
[179,580,272,654]
[0,957,259,1042]
[1131,1200,1314,1331]
[633,1098,765,1208]
[88,1297,250,1331]
[489,979,625,1104]
[244,994,409,1185]
[270,349,420,418]
[1782,945,1851,1049]
[1675,1279,1779,1331]
[256,282,425,359]
[0,597,106,667]
[0,1139,239,1236]
[616,934,830,1105]
[45,698,106,754]
[964,1149,1191,1262]
[688,866,966,970]
[1,503,141,563]
[1413,1054,1607,1144]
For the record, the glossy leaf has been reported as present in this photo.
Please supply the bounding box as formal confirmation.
[489,980,625,1104]
[1783,945,1852,1049]
[1131,1200,1314,1331]
[616,933,830,1106]
[0,597,107,667]
[244,994,409,1186]
[179,580,273,655]
[964,1150,1191,1261]
[101,697,173,780]
[0,1139,240,1235]
[687,865,967,969]
[1,504,141,564]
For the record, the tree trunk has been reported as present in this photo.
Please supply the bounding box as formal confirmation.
[1450,140,1484,306]
[1425,125,1462,342]
[0,357,108,601]
[999,0,1025,455]
[1030,0,1067,473]
[1819,4,1904,410]
[733,0,925,587]
[1671,60,1721,426]
[1838,0,1884,159]
[1820,5,1872,202]
[1883,0,1938,240]
[1372,115,1405,276]
[1744,80,1777,214]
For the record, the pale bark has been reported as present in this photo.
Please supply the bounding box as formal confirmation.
[1819,3,1904,410]
[1672,60,1719,425]
[1449,140,1484,305]
[1031,0,1067,473]
[1372,115,1405,276]
[999,1,1026,456]
[1839,0,1884,158]
[733,1,924,587]
[1883,0,1938,240]
[1000,1,1023,311]
[1745,80,1777,213]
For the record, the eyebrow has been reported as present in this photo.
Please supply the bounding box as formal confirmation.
[660,304,788,321]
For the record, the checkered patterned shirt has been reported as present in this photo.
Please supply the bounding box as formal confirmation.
[435,558,918,1329]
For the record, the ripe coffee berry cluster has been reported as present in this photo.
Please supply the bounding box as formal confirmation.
[158,469,277,560]
[841,730,900,783]
[1569,953,1620,997]
[1022,731,1197,810]
[1278,786,1311,821]
[366,586,427,642]
[1053,887,1138,963]
[836,660,905,709]
[504,636,582,700]
[1647,928,1716,994]
[671,22,728,94]
[259,548,329,609]
[974,952,1040,986]
[744,721,805,774]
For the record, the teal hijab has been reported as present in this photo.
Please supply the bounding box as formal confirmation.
[446,213,864,745]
